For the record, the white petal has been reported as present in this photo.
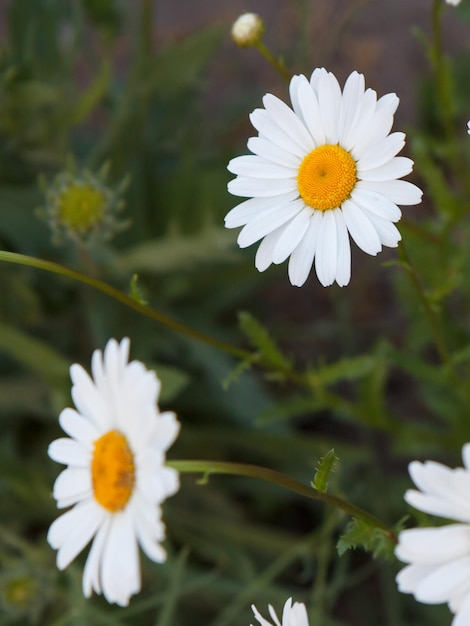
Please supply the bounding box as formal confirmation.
[341,199,382,255]
[48,438,90,467]
[262,93,314,153]
[70,363,111,429]
[101,510,141,606]
[396,525,470,565]
[251,604,279,626]
[47,499,105,569]
[414,557,470,604]
[272,207,312,264]
[396,563,435,593]
[338,71,365,143]
[351,185,402,222]
[317,70,342,144]
[453,593,470,626]
[225,192,299,229]
[288,210,322,286]
[249,109,307,158]
[356,132,406,170]
[463,444,470,471]
[357,156,413,182]
[342,88,377,152]
[360,179,423,205]
[228,155,297,178]
[53,467,92,506]
[237,199,304,248]
[82,514,111,598]
[315,210,337,287]
[254,226,285,272]
[359,209,401,247]
[333,208,351,287]
[376,92,399,116]
[228,176,297,199]
[289,74,326,147]
[58,408,99,447]
[349,108,395,159]
[247,136,302,168]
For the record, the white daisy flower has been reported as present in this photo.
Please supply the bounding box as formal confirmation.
[446,0,461,6]
[47,338,180,606]
[467,120,470,135]
[251,597,309,626]
[225,68,422,287]
[395,444,470,626]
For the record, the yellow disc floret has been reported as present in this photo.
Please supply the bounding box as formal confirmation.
[297,144,357,211]
[91,430,135,512]
[57,184,106,234]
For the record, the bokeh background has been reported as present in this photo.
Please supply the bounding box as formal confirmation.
[1,1,470,624]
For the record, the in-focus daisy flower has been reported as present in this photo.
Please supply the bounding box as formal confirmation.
[231,12,265,47]
[47,338,180,606]
[396,444,470,626]
[226,68,422,287]
[251,597,309,626]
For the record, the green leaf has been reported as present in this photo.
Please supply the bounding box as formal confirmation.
[238,311,292,374]
[337,517,401,560]
[312,449,339,493]
[118,228,236,274]
[153,363,190,403]
[0,323,69,387]
[307,354,376,387]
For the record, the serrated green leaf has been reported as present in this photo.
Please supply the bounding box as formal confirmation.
[308,354,376,387]
[337,518,398,560]
[238,311,292,373]
[312,449,339,493]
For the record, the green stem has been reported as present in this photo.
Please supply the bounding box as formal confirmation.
[398,241,451,367]
[255,41,290,82]
[430,0,464,184]
[169,459,395,537]
[0,251,249,361]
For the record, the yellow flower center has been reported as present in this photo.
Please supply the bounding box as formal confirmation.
[57,184,106,233]
[297,144,357,211]
[91,430,135,512]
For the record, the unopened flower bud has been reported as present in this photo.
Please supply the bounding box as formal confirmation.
[231,13,264,47]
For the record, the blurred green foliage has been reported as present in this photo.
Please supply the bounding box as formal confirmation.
[1,1,470,625]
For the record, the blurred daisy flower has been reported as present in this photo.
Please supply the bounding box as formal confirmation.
[47,338,180,606]
[226,68,422,287]
[37,161,129,245]
[446,0,461,5]
[467,120,470,135]
[251,598,309,626]
[396,445,470,626]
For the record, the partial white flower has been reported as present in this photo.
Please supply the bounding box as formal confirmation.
[446,0,461,6]
[396,444,470,626]
[251,597,309,626]
[467,120,470,135]
[226,68,422,287]
[47,338,180,606]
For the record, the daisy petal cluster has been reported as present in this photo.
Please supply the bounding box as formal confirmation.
[47,338,180,606]
[396,444,470,626]
[226,68,422,287]
[251,597,309,626]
